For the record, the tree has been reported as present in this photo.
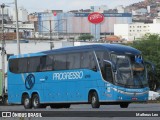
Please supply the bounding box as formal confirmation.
[131,33,160,90]
[78,34,94,41]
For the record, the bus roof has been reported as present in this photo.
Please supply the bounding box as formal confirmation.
[10,44,141,59]
[42,44,141,55]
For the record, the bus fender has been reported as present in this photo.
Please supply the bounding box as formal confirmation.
[31,91,42,102]
[88,88,100,102]
[21,92,30,98]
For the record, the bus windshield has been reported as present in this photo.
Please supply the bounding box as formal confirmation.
[111,54,148,88]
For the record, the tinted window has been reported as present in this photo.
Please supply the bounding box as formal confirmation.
[18,58,28,73]
[41,55,54,71]
[67,53,81,69]
[96,51,104,69]
[9,59,19,73]
[46,55,54,70]
[81,51,96,70]
[96,51,113,82]
[9,55,54,73]
[28,57,40,72]
[54,54,67,70]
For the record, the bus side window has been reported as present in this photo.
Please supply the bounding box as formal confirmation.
[89,53,97,71]
[28,57,40,72]
[18,58,28,73]
[45,55,54,71]
[38,55,54,71]
[96,51,113,82]
[81,51,97,71]
[9,59,19,73]
[95,51,104,72]
[39,56,47,71]
[67,53,80,70]
[81,52,89,69]
[54,54,67,70]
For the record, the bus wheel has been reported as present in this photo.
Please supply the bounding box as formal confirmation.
[91,92,100,108]
[23,94,32,109]
[2,96,8,105]
[32,94,41,109]
[120,103,129,108]
[4,97,8,105]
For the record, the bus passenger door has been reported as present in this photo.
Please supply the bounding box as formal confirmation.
[102,61,115,100]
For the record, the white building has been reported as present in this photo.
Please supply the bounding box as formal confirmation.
[147,6,151,13]
[0,7,9,15]
[91,5,108,13]
[12,7,28,23]
[3,23,35,38]
[153,17,160,23]
[116,5,124,13]
[114,22,160,41]
[132,8,147,16]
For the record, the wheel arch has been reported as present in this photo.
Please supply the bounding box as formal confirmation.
[31,91,41,102]
[88,89,99,102]
[21,91,41,104]
[21,92,30,104]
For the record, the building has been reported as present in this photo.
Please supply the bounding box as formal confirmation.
[0,7,9,15]
[116,5,125,13]
[153,17,160,23]
[91,5,108,13]
[114,20,160,41]
[12,7,28,23]
[37,11,132,40]
[0,13,10,24]
[135,8,148,15]
[28,13,38,22]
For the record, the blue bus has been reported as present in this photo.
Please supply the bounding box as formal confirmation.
[7,44,149,109]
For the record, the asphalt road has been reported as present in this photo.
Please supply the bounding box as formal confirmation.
[0,103,160,120]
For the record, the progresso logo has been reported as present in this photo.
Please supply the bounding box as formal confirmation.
[25,74,35,90]
[53,71,83,80]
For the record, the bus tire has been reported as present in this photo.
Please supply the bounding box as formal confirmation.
[32,94,41,109]
[2,96,8,105]
[23,94,32,109]
[120,102,129,108]
[91,92,100,108]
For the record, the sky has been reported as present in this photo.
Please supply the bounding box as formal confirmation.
[1,0,144,13]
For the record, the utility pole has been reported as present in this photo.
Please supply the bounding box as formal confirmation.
[14,0,20,55]
[95,24,96,41]
[49,20,52,50]
[0,3,6,99]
